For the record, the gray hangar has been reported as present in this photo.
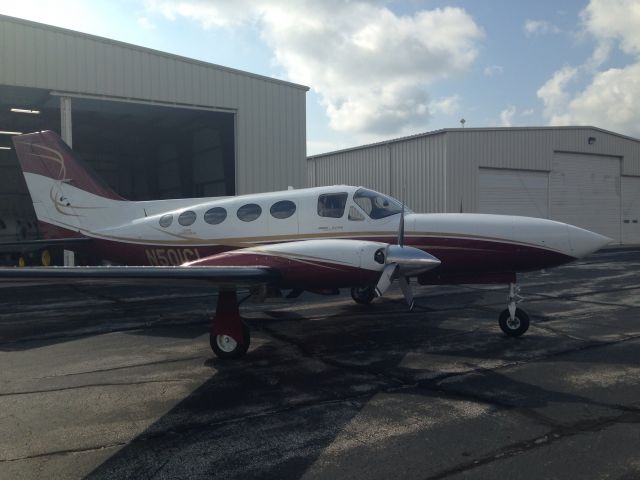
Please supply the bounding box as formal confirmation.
[308,126,640,245]
[0,14,308,242]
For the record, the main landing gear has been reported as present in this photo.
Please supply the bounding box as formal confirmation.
[350,286,376,305]
[210,288,250,359]
[498,282,530,337]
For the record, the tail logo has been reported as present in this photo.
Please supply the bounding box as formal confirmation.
[28,142,68,180]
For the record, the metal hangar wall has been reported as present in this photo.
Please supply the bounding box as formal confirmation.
[0,14,308,242]
[307,126,640,245]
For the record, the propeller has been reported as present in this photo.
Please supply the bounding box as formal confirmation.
[374,203,440,310]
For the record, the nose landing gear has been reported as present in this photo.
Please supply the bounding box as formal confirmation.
[498,282,530,337]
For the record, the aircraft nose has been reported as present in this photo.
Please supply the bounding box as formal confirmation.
[567,224,612,258]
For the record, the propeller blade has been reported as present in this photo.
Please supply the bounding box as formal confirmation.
[374,263,397,297]
[397,275,415,311]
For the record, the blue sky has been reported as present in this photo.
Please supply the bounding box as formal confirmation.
[1,0,639,154]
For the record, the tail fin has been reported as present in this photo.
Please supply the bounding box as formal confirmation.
[12,131,128,238]
[12,131,124,201]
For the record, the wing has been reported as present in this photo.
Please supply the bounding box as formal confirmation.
[0,265,280,286]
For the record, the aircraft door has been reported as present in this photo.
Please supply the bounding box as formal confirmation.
[267,199,299,237]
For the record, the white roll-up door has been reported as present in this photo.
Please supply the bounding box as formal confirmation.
[549,153,621,242]
[479,168,549,218]
[622,176,640,244]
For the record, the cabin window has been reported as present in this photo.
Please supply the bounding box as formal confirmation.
[178,210,197,226]
[270,200,296,219]
[204,207,227,225]
[348,206,365,221]
[317,193,348,218]
[159,214,173,227]
[353,188,404,219]
[237,203,262,222]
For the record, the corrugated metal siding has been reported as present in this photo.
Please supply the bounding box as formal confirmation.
[307,133,447,213]
[0,15,307,195]
[552,127,640,177]
[310,126,640,216]
[308,144,391,193]
[389,134,447,212]
[446,127,640,213]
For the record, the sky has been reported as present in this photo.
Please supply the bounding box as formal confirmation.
[1,0,639,155]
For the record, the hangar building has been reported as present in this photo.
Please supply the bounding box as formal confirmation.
[0,14,307,242]
[308,127,640,245]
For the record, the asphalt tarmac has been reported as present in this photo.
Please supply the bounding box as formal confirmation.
[0,247,639,479]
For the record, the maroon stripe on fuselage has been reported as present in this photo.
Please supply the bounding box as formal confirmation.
[86,234,575,273]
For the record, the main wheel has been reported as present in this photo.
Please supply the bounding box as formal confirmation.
[351,286,376,305]
[210,323,251,359]
[499,308,530,337]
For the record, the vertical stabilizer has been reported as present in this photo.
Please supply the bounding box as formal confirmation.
[12,131,129,238]
[12,131,124,200]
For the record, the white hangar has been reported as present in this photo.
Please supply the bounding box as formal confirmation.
[0,14,307,242]
[308,126,640,245]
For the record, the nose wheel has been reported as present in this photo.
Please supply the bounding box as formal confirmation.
[499,282,529,337]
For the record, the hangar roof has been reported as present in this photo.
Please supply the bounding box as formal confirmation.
[0,14,308,92]
[307,126,640,159]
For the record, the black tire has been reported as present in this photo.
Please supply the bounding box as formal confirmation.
[210,323,251,359]
[499,308,530,337]
[350,286,376,305]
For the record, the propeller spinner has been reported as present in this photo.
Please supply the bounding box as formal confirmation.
[374,205,440,310]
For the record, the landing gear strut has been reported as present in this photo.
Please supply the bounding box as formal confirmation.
[498,282,530,337]
[210,288,250,359]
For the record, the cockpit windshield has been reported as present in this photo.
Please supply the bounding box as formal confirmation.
[353,188,410,219]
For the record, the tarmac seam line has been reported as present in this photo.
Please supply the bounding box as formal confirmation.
[0,441,128,463]
[0,378,193,397]
[424,409,640,480]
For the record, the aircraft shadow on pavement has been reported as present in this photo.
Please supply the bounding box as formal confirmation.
[84,303,637,479]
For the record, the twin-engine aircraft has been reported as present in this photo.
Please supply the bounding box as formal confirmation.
[0,131,611,358]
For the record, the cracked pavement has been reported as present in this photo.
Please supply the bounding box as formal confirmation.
[0,247,639,479]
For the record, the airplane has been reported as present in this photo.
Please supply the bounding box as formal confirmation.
[0,130,611,358]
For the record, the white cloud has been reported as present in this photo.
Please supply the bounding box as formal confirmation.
[524,19,561,36]
[146,1,483,135]
[137,16,156,30]
[581,0,640,56]
[483,64,504,77]
[550,64,640,131]
[499,105,516,127]
[536,65,578,121]
[537,0,640,137]
[0,0,108,36]
[430,95,461,115]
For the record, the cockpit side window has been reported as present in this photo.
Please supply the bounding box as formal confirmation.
[348,206,365,221]
[353,188,405,219]
[317,193,348,218]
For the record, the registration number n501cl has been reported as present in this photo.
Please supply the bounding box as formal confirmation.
[145,248,201,266]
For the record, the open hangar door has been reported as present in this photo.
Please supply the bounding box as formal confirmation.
[0,85,60,244]
[67,96,236,201]
[549,152,621,243]
[478,168,549,218]
[0,86,235,264]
